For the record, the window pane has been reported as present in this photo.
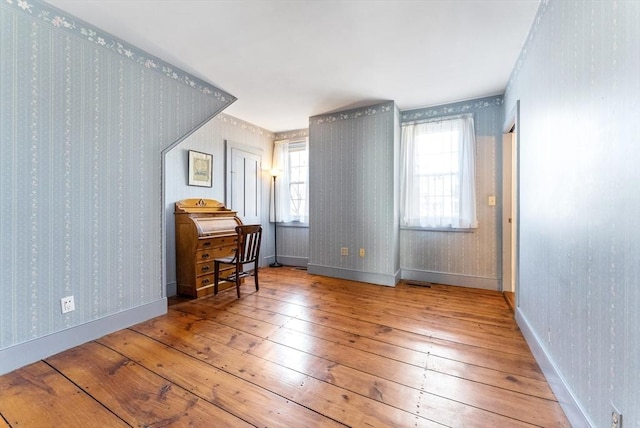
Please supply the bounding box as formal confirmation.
[412,126,461,225]
[401,117,476,228]
[287,141,308,221]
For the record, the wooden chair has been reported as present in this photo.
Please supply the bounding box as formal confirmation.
[214,224,262,298]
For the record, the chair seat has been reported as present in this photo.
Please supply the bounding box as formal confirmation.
[213,224,262,298]
[215,256,235,264]
[224,272,251,282]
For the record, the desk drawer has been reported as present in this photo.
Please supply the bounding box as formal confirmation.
[196,261,214,276]
[196,246,235,262]
[196,274,215,289]
[197,236,236,250]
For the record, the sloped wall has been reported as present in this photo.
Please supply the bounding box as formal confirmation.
[0,1,235,373]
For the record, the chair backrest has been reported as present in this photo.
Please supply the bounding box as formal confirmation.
[235,225,262,264]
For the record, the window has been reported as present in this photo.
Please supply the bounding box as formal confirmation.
[287,141,308,222]
[272,139,309,224]
[400,115,477,229]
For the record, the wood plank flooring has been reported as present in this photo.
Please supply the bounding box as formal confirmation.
[504,291,516,312]
[0,267,570,427]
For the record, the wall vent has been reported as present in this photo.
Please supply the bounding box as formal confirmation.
[405,280,432,288]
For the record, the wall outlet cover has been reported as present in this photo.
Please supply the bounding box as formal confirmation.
[61,296,75,314]
[611,403,622,428]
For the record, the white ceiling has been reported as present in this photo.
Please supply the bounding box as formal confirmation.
[45,0,540,133]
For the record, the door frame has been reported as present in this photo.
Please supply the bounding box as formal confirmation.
[502,100,520,306]
[224,140,263,223]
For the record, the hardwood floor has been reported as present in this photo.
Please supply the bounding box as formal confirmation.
[0,267,569,427]
[504,291,516,312]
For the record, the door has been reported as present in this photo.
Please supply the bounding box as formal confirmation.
[226,141,262,225]
[503,101,520,311]
[502,133,516,294]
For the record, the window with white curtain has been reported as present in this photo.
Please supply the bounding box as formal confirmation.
[400,115,477,229]
[287,141,308,221]
[271,139,309,224]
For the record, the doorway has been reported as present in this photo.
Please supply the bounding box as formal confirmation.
[225,140,262,225]
[502,101,519,311]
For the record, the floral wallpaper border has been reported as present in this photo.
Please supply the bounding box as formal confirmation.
[505,0,547,96]
[2,0,236,102]
[401,95,503,123]
[309,101,395,125]
[216,113,275,138]
[274,128,309,140]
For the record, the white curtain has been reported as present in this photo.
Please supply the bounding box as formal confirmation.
[400,115,477,229]
[270,140,291,223]
[288,139,309,223]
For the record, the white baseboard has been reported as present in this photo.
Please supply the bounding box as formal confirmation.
[264,255,308,268]
[166,281,177,297]
[401,268,500,290]
[307,264,399,287]
[0,298,167,375]
[516,308,594,427]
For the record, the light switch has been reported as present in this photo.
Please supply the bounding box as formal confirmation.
[488,195,496,206]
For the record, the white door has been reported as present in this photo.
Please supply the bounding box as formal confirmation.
[502,133,516,293]
[226,141,262,225]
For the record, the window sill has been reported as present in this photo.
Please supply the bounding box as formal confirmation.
[276,222,309,228]
[400,226,475,233]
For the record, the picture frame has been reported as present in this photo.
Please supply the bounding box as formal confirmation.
[188,150,213,187]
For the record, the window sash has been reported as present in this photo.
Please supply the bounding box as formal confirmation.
[400,116,477,229]
[271,139,309,224]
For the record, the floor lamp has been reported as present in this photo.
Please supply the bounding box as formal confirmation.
[270,169,283,267]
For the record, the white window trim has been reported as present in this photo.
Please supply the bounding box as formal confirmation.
[271,138,309,225]
[400,114,478,230]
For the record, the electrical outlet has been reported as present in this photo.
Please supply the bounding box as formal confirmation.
[61,296,75,314]
[359,248,365,257]
[340,247,348,256]
[611,403,622,428]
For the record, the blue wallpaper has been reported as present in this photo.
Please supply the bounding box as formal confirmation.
[504,0,639,426]
[164,113,275,296]
[400,96,503,289]
[0,0,234,360]
[278,96,503,287]
[17,0,233,101]
[308,101,400,286]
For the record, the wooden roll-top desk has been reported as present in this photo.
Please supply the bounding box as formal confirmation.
[174,198,242,298]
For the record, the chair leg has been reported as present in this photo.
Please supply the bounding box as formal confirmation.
[254,264,259,291]
[235,261,241,298]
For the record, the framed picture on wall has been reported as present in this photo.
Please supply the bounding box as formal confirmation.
[188,150,213,187]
